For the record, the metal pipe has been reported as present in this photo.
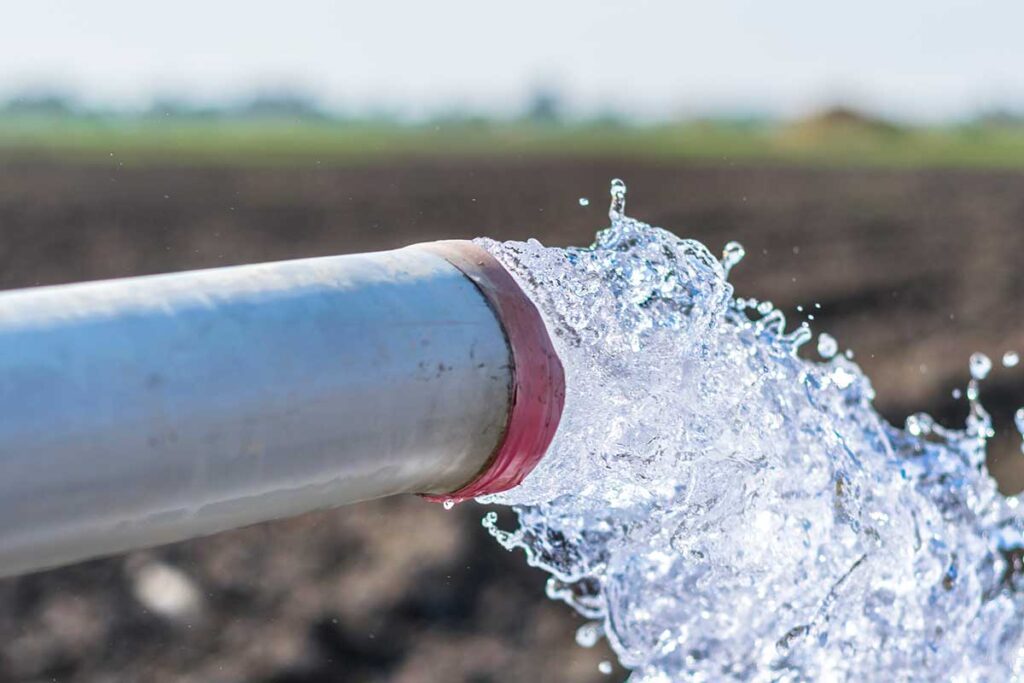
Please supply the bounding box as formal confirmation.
[0,242,564,577]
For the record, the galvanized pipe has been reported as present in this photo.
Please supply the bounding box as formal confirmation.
[0,242,564,577]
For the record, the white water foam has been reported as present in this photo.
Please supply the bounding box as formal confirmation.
[477,180,1024,681]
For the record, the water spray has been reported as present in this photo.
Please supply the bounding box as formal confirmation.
[475,181,1024,681]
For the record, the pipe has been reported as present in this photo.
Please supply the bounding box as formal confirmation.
[0,241,564,578]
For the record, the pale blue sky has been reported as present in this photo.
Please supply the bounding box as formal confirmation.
[2,0,1022,121]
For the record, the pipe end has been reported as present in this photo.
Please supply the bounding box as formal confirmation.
[416,240,565,504]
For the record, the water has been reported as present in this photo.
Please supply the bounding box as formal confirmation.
[817,333,838,360]
[970,352,993,380]
[1017,409,1024,455]
[475,181,1024,681]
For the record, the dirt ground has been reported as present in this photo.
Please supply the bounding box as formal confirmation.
[0,157,1021,682]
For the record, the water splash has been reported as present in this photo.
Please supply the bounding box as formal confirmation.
[609,178,627,221]
[476,181,1024,681]
[721,241,745,276]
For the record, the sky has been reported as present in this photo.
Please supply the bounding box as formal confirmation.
[2,0,1022,122]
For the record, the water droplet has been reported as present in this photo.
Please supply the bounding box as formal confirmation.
[579,197,590,207]
[1016,408,1024,453]
[970,352,992,380]
[442,499,455,510]
[1003,351,1020,368]
[906,413,934,437]
[817,333,838,359]
[721,241,745,275]
[575,621,603,647]
[609,179,627,220]
[906,415,922,436]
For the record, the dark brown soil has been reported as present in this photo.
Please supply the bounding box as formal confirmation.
[0,157,1021,682]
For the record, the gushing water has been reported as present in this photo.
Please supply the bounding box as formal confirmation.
[476,181,1024,681]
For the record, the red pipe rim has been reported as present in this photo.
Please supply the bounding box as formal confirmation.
[417,240,565,504]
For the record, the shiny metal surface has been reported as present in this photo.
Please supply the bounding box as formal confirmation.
[0,246,511,577]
